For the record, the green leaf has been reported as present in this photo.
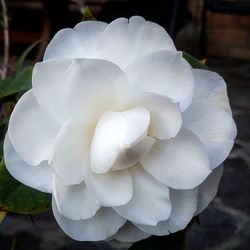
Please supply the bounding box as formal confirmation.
[182,52,208,70]
[0,66,32,100]
[82,6,96,21]
[14,41,39,76]
[0,159,51,214]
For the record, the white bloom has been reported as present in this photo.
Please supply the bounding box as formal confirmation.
[4,16,237,242]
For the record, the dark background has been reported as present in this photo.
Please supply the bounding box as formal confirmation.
[0,0,250,249]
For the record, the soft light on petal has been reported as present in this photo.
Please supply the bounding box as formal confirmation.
[44,21,108,60]
[195,165,224,215]
[8,90,60,166]
[125,50,194,111]
[183,103,237,169]
[136,189,197,235]
[50,121,92,186]
[62,58,130,124]
[32,59,73,124]
[90,108,150,174]
[141,129,211,189]
[52,197,126,241]
[96,16,176,68]
[4,133,53,193]
[114,165,171,226]
[126,92,182,140]
[192,69,232,115]
[53,177,100,220]
[85,167,133,207]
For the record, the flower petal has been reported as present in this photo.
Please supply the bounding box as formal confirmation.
[114,222,150,242]
[111,136,155,171]
[50,121,92,185]
[32,59,73,124]
[136,189,197,235]
[62,59,130,123]
[192,69,232,115]
[52,197,126,241]
[125,50,194,111]
[85,167,133,207]
[8,90,60,166]
[96,16,176,68]
[141,129,211,189]
[195,165,224,215]
[114,165,171,226]
[127,93,182,140]
[90,107,150,174]
[44,21,108,60]
[53,177,100,220]
[183,103,237,169]
[4,133,53,193]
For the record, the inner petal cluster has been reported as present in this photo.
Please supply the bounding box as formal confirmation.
[90,107,155,174]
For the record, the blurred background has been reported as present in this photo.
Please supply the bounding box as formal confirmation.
[0,0,250,249]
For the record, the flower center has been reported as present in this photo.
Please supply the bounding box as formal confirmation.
[90,107,155,174]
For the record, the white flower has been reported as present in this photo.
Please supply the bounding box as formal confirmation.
[4,16,237,242]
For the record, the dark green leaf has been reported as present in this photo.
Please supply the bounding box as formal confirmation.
[0,67,32,100]
[0,159,51,214]
[82,6,96,21]
[14,41,39,76]
[182,52,208,70]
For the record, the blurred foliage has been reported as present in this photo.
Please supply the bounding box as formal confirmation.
[0,67,32,100]
[82,6,96,21]
[0,42,38,100]
[183,52,208,70]
[14,41,39,76]
[0,159,51,214]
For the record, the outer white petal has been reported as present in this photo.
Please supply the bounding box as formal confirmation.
[90,108,150,174]
[183,103,237,169]
[50,121,92,186]
[53,177,100,220]
[127,93,182,140]
[96,16,176,68]
[114,165,171,226]
[136,189,197,235]
[52,197,126,241]
[141,129,211,189]
[32,59,73,124]
[4,133,53,193]
[44,21,108,60]
[125,50,194,111]
[85,167,133,207]
[62,59,130,123]
[195,165,224,215]
[192,69,232,115]
[8,90,60,166]
[114,222,150,242]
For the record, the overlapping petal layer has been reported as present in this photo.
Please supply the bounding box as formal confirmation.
[4,134,54,193]
[8,90,60,166]
[52,197,126,241]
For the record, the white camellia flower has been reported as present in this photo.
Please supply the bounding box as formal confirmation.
[4,16,237,242]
